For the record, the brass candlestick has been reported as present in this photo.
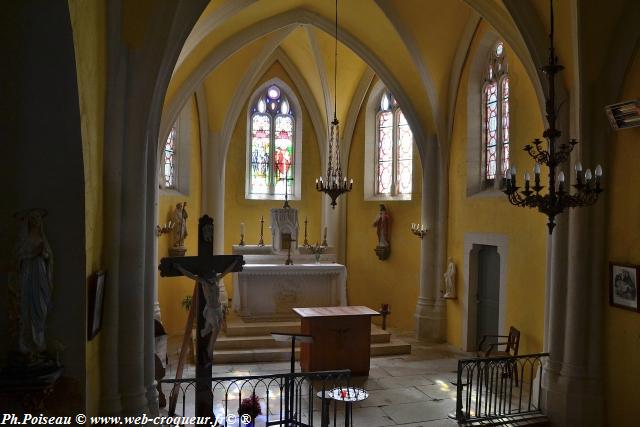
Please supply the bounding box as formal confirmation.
[156,220,174,237]
[258,215,265,246]
[303,216,309,246]
[239,234,245,246]
[322,226,328,247]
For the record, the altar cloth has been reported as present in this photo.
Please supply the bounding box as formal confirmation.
[232,264,347,322]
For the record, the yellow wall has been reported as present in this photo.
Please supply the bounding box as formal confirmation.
[446,22,547,355]
[604,49,640,426]
[222,62,323,296]
[158,97,203,336]
[345,84,423,332]
[68,0,106,415]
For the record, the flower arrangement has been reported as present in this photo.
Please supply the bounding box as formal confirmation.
[309,242,326,263]
[309,242,326,255]
[238,393,262,421]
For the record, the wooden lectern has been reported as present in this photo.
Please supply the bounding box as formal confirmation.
[294,306,380,376]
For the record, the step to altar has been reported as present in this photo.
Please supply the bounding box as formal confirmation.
[211,318,411,364]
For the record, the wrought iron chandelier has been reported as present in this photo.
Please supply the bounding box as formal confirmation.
[316,0,353,208]
[503,0,603,234]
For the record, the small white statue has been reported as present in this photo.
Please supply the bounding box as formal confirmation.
[443,257,456,299]
[170,202,188,256]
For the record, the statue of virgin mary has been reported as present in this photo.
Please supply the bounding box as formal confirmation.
[10,209,54,359]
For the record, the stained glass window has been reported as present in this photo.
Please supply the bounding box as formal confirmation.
[485,83,498,180]
[248,85,295,196]
[375,90,413,196]
[163,124,177,188]
[501,77,510,178]
[483,41,509,182]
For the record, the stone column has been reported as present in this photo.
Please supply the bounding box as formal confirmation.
[117,109,151,414]
[321,194,347,264]
[145,144,161,415]
[100,0,208,415]
[542,96,606,427]
[99,1,127,414]
[414,139,446,341]
[206,131,226,255]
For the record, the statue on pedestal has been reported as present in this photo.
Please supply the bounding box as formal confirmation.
[170,202,188,256]
[443,257,457,299]
[5,208,62,382]
[373,204,391,260]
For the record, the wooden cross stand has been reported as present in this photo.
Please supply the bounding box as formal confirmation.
[159,215,244,417]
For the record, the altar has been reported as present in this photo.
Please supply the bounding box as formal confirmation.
[232,264,347,321]
[230,205,348,321]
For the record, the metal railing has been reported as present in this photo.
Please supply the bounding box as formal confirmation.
[454,353,549,423]
[160,369,351,426]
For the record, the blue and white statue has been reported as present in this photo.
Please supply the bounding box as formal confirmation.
[11,209,54,359]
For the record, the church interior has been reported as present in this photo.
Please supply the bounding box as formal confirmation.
[1,0,639,425]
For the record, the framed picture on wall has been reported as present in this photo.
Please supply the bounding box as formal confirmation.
[88,270,106,340]
[609,263,640,312]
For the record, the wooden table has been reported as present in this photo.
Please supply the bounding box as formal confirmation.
[293,306,380,376]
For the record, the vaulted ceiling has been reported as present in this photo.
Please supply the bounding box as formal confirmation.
[164,0,627,149]
[164,0,481,147]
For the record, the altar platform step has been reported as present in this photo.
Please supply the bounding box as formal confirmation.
[211,317,411,364]
[218,325,392,350]
[211,339,412,365]
[224,320,300,337]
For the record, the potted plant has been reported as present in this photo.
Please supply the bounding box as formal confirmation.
[238,393,262,426]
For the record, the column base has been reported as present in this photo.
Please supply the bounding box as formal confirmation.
[99,394,123,416]
[414,298,446,342]
[119,389,150,415]
[146,383,160,416]
[541,367,603,426]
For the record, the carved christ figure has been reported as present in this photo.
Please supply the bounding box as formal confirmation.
[173,262,237,356]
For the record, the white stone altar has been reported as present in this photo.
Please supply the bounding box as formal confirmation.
[230,205,347,321]
[232,264,347,322]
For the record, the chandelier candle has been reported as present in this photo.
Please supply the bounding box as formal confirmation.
[316,0,354,208]
[502,0,603,234]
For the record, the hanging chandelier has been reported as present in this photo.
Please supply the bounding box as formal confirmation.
[316,0,353,208]
[503,0,603,234]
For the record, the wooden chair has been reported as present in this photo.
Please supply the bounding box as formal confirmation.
[477,326,520,386]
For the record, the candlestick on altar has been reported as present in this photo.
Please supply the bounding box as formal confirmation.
[258,215,265,246]
[322,226,328,247]
[239,222,245,246]
[303,216,309,246]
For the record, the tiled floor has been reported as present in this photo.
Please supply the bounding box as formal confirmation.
[161,332,473,426]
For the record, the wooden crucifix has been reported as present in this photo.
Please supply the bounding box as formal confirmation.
[159,215,244,417]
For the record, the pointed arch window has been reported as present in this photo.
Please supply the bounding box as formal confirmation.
[162,123,178,189]
[375,90,413,196]
[248,84,296,197]
[482,41,510,183]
